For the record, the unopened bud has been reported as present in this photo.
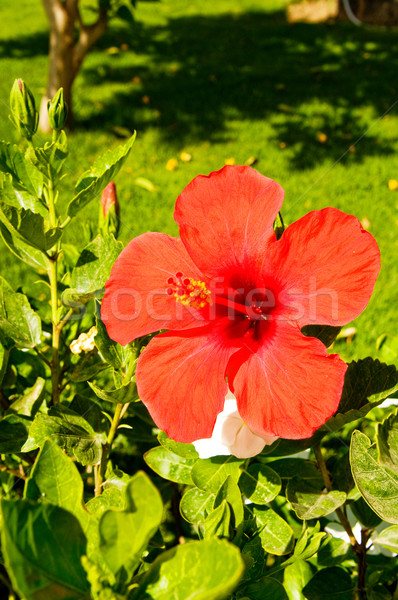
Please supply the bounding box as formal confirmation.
[47,88,68,131]
[9,79,38,140]
[99,181,120,237]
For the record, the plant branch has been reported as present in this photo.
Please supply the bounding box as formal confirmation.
[33,346,51,368]
[0,462,27,480]
[314,443,358,545]
[314,442,368,600]
[95,402,125,496]
[46,178,62,405]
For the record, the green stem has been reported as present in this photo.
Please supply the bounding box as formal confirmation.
[96,402,125,496]
[46,178,61,405]
[49,257,60,404]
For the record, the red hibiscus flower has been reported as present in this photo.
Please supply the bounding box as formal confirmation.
[101,166,380,442]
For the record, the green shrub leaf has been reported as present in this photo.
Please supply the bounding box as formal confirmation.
[0,276,41,348]
[99,471,163,576]
[191,455,244,493]
[372,525,398,554]
[248,506,294,555]
[377,408,398,476]
[67,133,136,217]
[22,404,106,466]
[303,566,354,600]
[132,538,244,600]
[144,445,197,484]
[350,430,398,524]
[1,499,90,600]
[239,463,281,505]
[286,478,346,520]
[180,487,215,524]
[71,233,122,294]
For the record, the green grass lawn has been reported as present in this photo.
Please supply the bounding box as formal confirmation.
[0,0,397,362]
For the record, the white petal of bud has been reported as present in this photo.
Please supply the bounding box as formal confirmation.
[193,391,278,459]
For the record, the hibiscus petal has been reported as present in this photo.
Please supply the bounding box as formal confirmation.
[228,321,347,439]
[265,208,380,327]
[136,323,240,442]
[174,165,284,278]
[101,232,209,345]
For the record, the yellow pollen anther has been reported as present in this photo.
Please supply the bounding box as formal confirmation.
[167,273,212,309]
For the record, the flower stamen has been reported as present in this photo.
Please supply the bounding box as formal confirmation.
[167,272,212,309]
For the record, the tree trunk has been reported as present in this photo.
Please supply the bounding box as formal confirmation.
[40,0,107,132]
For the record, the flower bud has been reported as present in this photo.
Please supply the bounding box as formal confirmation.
[47,88,68,131]
[99,181,120,237]
[9,79,38,140]
[193,392,278,459]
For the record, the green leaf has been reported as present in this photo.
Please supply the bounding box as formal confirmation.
[241,577,288,600]
[202,499,231,539]
[214,475,244,528]
[70,352,108,383]
[71,233,123,294]
[284,559,315,600]
[323,359,398,433]
[372,525,398,553]
[0,220,50,269]
[158,429,199,460]
[249,506,294,555]
[286,478,346,520]
[293,525,328,561]
[95,312,135,371]
[377,408,398,476]
[0,276,41,347]
[67,133,136,217]
[240,536,266,584]
[26,131,68,184]
[88,380,138,404]
[301,324,341,348]
[132,538,244,600]
[350,496,382,528]
[377,334,398,366]
[266,458,324,487]
[86,487,124,519]
[0,337,7,386]
[239,463,281,505]
[144,445,196,484]
[302,567,354,600]
[317,537,351,567]
[22,404,106,466]
[99,471,163,576]
[24,439,91,534]
[0,141,43,196]
[191,455,244,493]
[0,170,46,216]
[350,430,398,524]
[0,199,61,252]
[180,487,215,524]
[0,414,30,453]
[7,376,45,416]
[1,499,90,600]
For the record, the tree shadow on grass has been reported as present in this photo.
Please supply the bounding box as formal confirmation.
[0,31,48,59]
[78,9,398,169]
[7,8,398,170]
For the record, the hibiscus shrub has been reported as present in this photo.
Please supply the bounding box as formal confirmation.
[0,80,397,600]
